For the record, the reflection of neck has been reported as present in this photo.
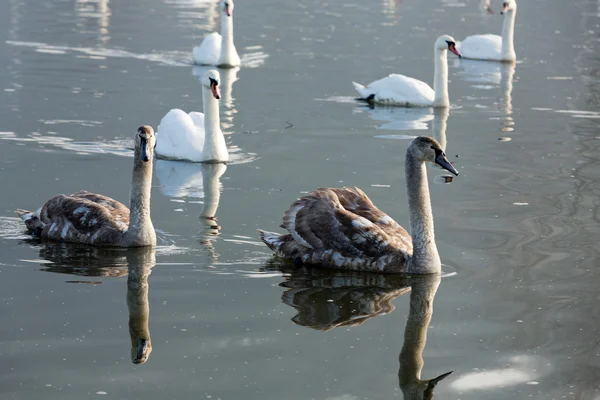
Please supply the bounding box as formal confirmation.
[125,148,155,246]
[501,8,517,60]
[433,48,449,108]
[200,164,226,221]
[399,276,441,398]
[405,152,441,274]
[432,108,449,152]
[500,64,515,115]
[127,249,156,364]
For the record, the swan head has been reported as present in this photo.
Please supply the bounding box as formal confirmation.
[408,136,458,176]
[202,70,221,100]
[500,0,516,14]
[221,0,234,17]
[435,35,462,58]
[136,125,155,163]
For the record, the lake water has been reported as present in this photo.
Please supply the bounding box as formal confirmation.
[1,0,599,398]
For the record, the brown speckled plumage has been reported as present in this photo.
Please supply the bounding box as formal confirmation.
[259,136,459,274]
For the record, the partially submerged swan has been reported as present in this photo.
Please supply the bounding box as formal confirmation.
[352,35,462,107]
[260,136,459,274]
[17,126,157,247]
[457,0,517,62]
[192,0,241,67]
[156,70,229,163]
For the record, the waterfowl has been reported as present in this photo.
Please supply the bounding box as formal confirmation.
[259,136,459,274]
[352,35,462,108]
[457,0,517,62]
[192,0,241,67]
[156,70,229,163]
[16,126,157,247]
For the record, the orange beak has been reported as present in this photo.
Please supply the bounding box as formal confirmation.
[210,81,221,100]
[449,43,462,58]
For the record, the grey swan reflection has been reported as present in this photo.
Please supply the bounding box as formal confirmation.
[33,243,156,364]
[267,266,452,399]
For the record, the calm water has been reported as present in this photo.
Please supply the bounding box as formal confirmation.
[1,0,599,398]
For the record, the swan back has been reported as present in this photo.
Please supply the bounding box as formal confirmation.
[156,109,205,161]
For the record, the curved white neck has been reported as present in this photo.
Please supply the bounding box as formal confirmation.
[126,149,155,245]
[501,7,517,60]
[201,87,227,161]
[433,48,450,108]
[219,12,238,65]
[405,152,441,274]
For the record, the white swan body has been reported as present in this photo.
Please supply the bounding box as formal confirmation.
[259,136,459,274]
[156,70,229,163]
[352,35,462,108]
[192,0,241,67]
[457,0,517,61]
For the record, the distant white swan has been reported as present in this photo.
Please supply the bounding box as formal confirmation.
[457,0,517,62]
[192,0,241,67]
[156,70,229,163]
[352,35,462,108]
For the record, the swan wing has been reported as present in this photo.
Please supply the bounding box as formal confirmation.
[281,188,412,258]
[192,32,222,66]
[38,191,129,244]
[457,34,502,60]
[355,74,434,106]
[156,109,205,161]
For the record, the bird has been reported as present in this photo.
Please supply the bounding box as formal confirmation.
[155,70,228,163]
[259,136,459,274]
[457,0,517,62]
[352,35,462,107]
[16,126,157,247]
[192,0,241,67]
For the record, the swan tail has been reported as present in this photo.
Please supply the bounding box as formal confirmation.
[259,230,285,252]
[16,209,44,236]
[352,81,368,98]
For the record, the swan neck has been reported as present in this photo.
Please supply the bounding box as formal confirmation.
[398,277,441,393]
[126,149,155,245]
[219,12,238,65]
[501,7,516,60]
[127,250,155,364]
[433,48,449,108]
[405,152,441,273]
[201,86,228,162]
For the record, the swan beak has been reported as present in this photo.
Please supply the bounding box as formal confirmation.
[435,153,458,176]
[501,2,508,14]
[132,338,151,364]
[140,138,150,162]
[449,43,462,59]
[210,81,221,100]
[225,5,231,16]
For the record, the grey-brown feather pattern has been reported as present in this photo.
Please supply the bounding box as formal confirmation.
[262,187,413,272]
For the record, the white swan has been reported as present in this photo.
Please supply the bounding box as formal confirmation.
[260,136,459,274]
[352,35,462,108]
[192,0,241,67]
[457,0,517,62]
[156,70,229,163]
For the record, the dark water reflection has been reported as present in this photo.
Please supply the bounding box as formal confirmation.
[270,264,451,400]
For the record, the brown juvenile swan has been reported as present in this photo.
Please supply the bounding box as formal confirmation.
[16,126,157,247]
[259,136,458,274]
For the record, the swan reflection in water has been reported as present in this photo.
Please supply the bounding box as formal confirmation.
[267,264,453,399]
[34,243,156,364]
[455,60,516,131]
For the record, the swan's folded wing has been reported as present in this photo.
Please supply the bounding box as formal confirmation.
[458,34,502,59]
[70,191,129,221]
[367,74,434,105]
[192,32,222,66]
[281,188,411,258]
[40,194,129,242]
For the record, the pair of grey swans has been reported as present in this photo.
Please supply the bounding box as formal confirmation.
[17,133,458,275]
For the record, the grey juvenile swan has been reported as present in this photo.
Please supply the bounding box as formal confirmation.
[17,126,157,247]
[259,136,458,274]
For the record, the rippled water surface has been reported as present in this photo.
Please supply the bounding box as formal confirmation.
[1,0,600,398]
